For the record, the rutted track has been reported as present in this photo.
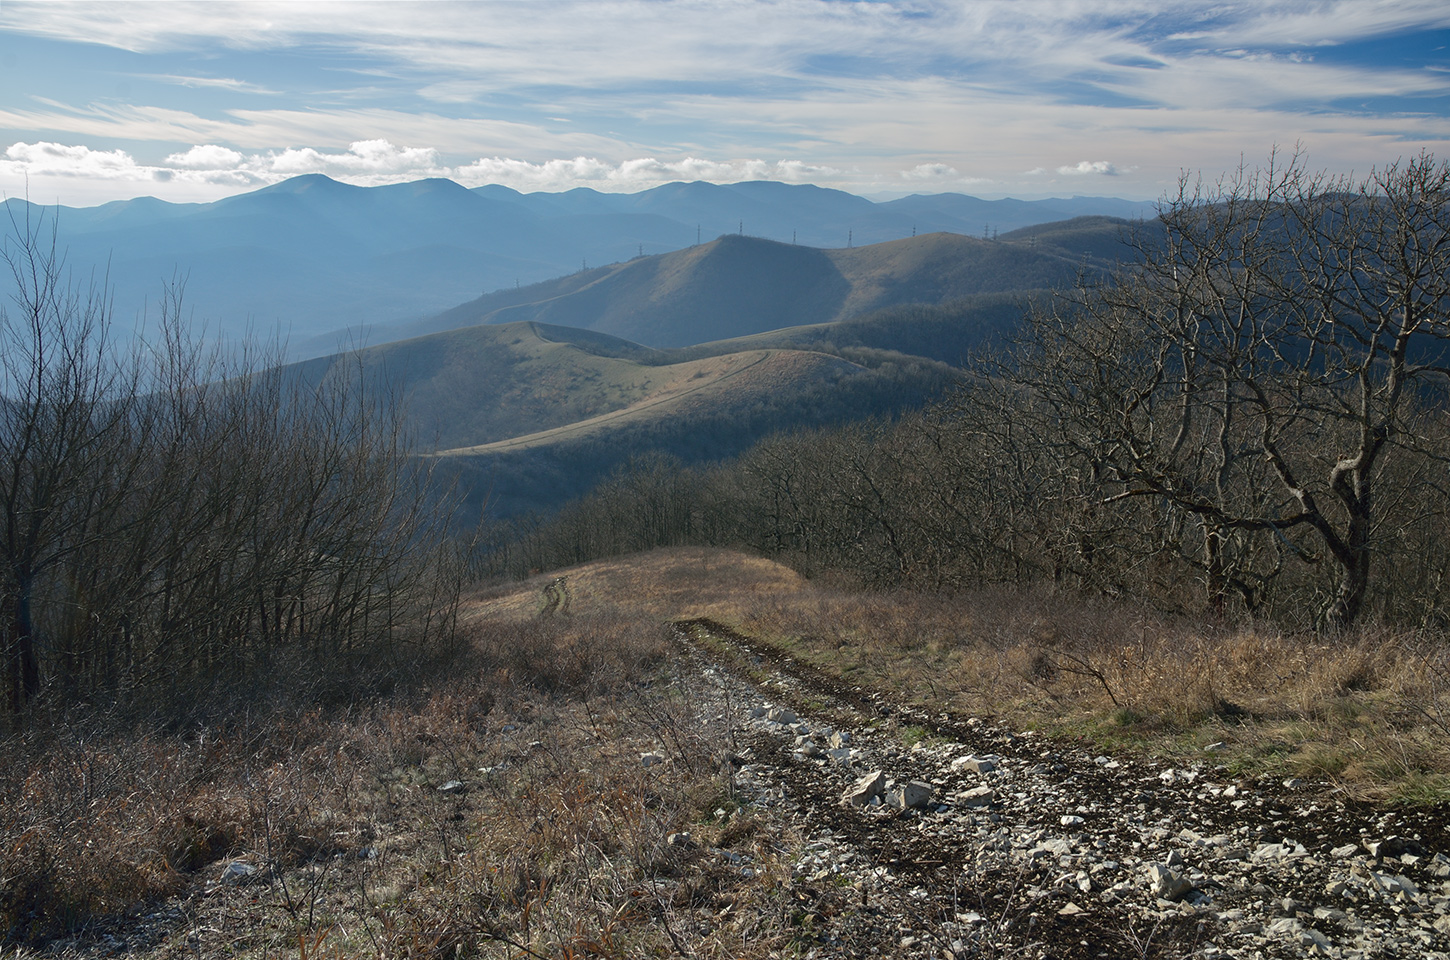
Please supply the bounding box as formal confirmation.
[673,617,1450,959]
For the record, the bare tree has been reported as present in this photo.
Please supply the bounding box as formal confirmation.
[992,151,1450,628]
[1,206,466,720]
[0,208,140,712]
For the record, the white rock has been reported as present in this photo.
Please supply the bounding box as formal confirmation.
[1268,917,1332,952]
[843,770,888,806]
[956,785,995,808]
[221,861,258,884]
[951,755,996,774]
[1146,863,1193,900]
[888,780,934,810]
[1371,872,1420,899]
[1253,841,1308,861]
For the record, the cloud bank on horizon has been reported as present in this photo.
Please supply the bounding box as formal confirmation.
[1,0,1447,206]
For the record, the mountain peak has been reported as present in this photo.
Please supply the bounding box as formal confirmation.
[253,173,357,196]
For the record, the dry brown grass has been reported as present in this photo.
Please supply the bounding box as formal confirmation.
[500,547,1450,803]
[5,546,1446,957]
[711,571,1450,803]
[1,571,804,958]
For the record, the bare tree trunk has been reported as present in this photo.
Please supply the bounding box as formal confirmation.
[3,581,39,714]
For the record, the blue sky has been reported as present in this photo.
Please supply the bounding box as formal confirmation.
[1,0,1448,206]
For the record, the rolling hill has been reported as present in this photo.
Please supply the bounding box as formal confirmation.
[288,318,959,517]
[289,319,952,451]
[415,225,1128,348]
[278,216,1153,515]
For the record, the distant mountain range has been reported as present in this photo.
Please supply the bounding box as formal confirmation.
[0,175,1155,352]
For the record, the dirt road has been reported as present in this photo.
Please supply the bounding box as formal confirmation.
[672,618,1450,959]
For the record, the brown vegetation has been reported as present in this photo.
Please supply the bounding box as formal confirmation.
[8,152,1450,957]
[0,564,791,956]
[4,547,1448,956]
[546,549,1450,803]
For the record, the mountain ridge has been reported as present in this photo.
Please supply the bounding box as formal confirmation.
[414,225,1128,348]
[0,175,1155,353]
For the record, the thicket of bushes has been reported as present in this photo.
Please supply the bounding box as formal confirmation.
[1,212,466,724]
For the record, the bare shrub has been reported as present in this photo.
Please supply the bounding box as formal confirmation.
[1,205,467,725]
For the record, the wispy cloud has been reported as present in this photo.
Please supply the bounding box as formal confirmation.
[1,1,1447,204]
[5,1,1447,115]
[136,74,281,95]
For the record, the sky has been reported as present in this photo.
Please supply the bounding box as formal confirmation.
[1,0,1448,207]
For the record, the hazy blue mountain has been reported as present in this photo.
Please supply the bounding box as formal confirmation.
[412,223,1130,348]
[0,174,1153,353]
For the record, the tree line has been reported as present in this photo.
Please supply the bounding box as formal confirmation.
[2,211,465,723]
[481,153,1450,632]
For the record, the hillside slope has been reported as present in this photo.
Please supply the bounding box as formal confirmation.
[289,318,957,517]
[436,348,859,456]
[420,227,1116,348]
[290,319,949,450]
[289,321,678,451]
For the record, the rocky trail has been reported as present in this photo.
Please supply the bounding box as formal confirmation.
[670,618,1450,959]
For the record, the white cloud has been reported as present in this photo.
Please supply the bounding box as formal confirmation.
[776,160,844,181]
[4,2,1449,205]
[902,163,960,180]
[165,144,244,169]
[1057,160,1119,176]
[0,138,454,195]
[261,140,445,177]
[452,155,844,192]
[2,140,867,198]
[8,0,1445,118]
[3,141,147,179]
[137,74,280,94]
